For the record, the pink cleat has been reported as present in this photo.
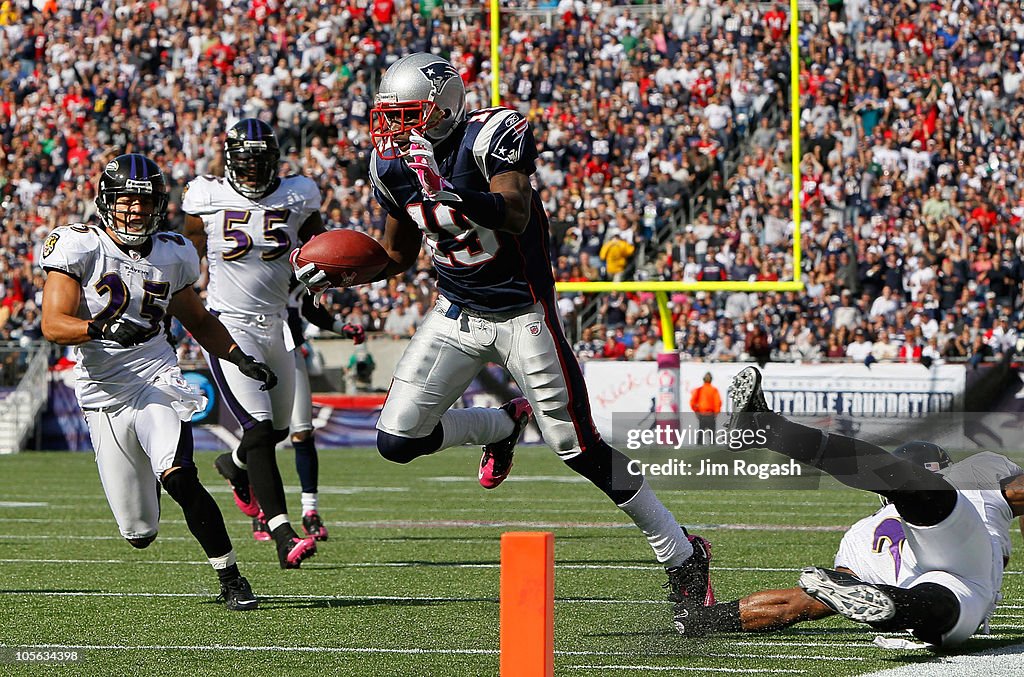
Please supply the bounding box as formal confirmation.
[214,453,261,517]
[278,536,317,569]
[479,397,532,489]
[302,510,329,541]
[252,512,272,542]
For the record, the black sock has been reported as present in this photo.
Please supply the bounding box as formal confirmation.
[243,424,290,521]
[162,469,233,560]
[216,564,241,584]
[293,437,318,494]
[565,441,644,505]
[870,582,960,643]
[688,600,742,633]
[759,413,954,506]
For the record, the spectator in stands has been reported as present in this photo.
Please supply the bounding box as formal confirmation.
[634,331,663,361]
[599,232,635,283]
[846,328,874,364]
[574,327,603,362]
[690,372,722,441]
[4,0,1024,380]
[871,331,899,363]
[601,327,628,361]
[383,302,418,340]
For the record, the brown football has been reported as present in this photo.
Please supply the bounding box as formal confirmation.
[294,229,390,287]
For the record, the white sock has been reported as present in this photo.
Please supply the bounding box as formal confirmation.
[616,481,692,568]
[267,514,290,532]
[231,447,246,470]
[208,551,237,570]
[301,492,318,514]
[440,408,514,449]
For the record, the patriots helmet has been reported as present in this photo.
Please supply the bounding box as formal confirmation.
[95,153,169,246]
[370,52,467,159]
[225,118,280,199]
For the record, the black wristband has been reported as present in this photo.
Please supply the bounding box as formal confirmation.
[227,345,250,366]
[446,187,507,229]
[87,321,104,340]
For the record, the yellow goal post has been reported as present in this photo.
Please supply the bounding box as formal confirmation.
[524,0,806,352]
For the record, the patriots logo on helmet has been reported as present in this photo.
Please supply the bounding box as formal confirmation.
[420,62,461,95]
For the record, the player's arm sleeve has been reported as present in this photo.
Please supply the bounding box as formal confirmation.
[300,291,337,332]
[176,241,202,294]
[472,109,538,181]
[369,156,409,220]
[39,226,95,282]
[180,178,210,215]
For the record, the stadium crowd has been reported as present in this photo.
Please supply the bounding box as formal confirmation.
[0,0,1020,369]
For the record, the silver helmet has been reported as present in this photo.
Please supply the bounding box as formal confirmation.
[370,52,467,159]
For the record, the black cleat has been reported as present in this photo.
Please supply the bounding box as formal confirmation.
[218,576,259,611]
[799,567,896,624]
[728,366,771,433]
[214,453,260,517]
[664,533,715,615]
[479,397,532,489]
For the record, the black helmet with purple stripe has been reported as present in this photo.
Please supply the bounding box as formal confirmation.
[224,118,280,199]
[95,153,169,246]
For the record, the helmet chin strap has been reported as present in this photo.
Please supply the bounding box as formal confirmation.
[110,227,148,246]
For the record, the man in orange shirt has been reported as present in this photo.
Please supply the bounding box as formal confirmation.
[690,372,722,443]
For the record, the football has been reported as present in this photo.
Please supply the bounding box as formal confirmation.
[294,229,390,288]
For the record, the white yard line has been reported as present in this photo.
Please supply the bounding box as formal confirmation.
[0,557,804,574]
[0,642,495,656]
[859,643,1024,676]
[567,666,804,674]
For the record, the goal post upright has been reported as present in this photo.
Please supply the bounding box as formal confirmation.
[553,0,804,417]
[490,0,501,107]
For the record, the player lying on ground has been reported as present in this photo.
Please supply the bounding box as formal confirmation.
[675,366,1024,648]
[293,52,714,612]
[40,154,276,610]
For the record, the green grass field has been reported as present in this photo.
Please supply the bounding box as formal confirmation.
[1,447,1023,676]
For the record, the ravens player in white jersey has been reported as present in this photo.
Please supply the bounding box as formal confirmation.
[40,153,275,609]
[682,366,1024,647]
[293,53,713,612]
[184,118,327,568]
[248,280,365,543]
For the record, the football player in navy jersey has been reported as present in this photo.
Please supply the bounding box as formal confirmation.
[293,53,713,612]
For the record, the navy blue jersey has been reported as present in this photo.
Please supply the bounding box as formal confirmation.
[369,107,554,313]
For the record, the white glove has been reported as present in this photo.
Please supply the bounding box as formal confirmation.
[406,133,461,202]
[289,248,330,307]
